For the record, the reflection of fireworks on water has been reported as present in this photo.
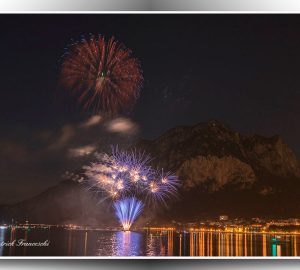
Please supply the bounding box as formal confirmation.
[83,146,180,230]
[60,35,143,115]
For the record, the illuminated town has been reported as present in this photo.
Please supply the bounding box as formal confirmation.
[2,214,300,234]
[1,215,300,256]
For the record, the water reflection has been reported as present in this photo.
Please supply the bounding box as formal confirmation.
[84,231,88,256]
[99,231,143,256]
[67,229,72,255]
[168,230,174,256]
[0,228,5,256]
[8,227,16,256]
[23,229,28,256]
[183,231,299,256]
[115,231,142,256]
[294,235,297,256]
[1,228,300,256]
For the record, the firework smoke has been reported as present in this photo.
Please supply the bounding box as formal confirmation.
[83,146,180,230]
[60,34,143,116]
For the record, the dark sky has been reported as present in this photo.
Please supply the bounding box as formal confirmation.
[1,14,300,203]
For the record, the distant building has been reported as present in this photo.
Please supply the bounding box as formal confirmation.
[252,217,263,223]
[219,215,229,221]
[187,222,197,228]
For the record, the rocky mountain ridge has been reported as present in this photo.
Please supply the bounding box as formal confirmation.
[138,120,300,192]
[1,120,300,224]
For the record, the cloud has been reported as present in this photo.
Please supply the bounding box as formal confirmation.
[62,171,84,183]
[48,125,75,151]
[46,116,139,158]
[0,115,140,204]
[79,115,102,128]
[105,117,139,135]
[68,144,96,158]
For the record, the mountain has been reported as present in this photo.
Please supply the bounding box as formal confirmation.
[138,120,300,190]
[0,180,155,227]
[138,120,300,220]
[0,180,116,227]
[1,120,300,224]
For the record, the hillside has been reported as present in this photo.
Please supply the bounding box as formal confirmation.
[1,120,300,224]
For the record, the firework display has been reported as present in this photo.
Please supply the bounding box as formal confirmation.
[60,35,143,115]
[83,146,180,230]
[113,197,144,231]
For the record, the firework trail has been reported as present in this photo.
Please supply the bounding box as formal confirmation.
[113,197,144,231]
[60,35,143,116]
[83,146,180,231]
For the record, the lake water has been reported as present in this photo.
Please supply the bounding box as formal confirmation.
[0,227,299,257]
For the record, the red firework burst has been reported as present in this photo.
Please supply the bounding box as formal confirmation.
[60,35,143,115]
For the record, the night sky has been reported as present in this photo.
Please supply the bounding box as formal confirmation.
[1,14,300,203]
